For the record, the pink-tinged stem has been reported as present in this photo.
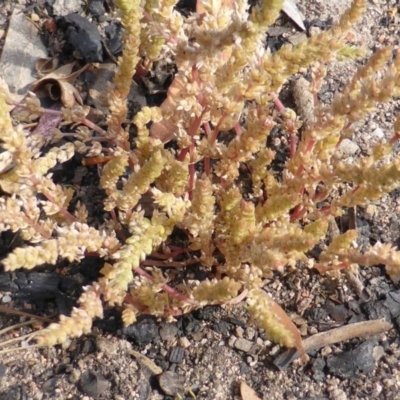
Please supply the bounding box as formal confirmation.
[151,248,185,259]
[81,117,108,137]
[177,112,204,161]
[269,92,285,112]
[188,147,196,200]
[314,261,351,274]
[203,121,212,175]
[29,171,76,223]
[110,209,126,242]
[234,122,242,137]
[134,266,198,305]
[210,113,227,146]
[21,214,52,239]
[229,289,248,305]
[290,133,297,158]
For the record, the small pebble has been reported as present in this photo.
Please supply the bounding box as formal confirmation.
[235,326,244,338]
[270,345,280,356]
[234,338,253,353]
[96,337,118,355]
[158,371,184,396]
[178,336,190,348]
[228,335,236,348]
[78,370,110,398]
[169,346,184,364]
[1,295,11,303]
[372,127,385,139]
[159,323,178,341]
[321,346,332,357]
[244,327,256,341]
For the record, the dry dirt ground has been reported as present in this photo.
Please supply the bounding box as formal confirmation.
[1,0,400,399]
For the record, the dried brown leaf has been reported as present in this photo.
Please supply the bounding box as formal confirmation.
[240,381,262,400]
[30,62,88,107]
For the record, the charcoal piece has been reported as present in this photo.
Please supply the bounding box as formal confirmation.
[0,273,11,291]
[94,309,122,333]
[104,23,123,55]
[305,18,331,30]
[306,307,329,322]
[226,317,247,328]
[14,272,28,286]
[78,370,110,398]
[347,314,365,324]
[136,377,151,400]
[88,0,105,17]
[158,371,185,397]
[239,361,251,375]
[311,358,326,382]
[59,276,80,294]
[42,377,58,394]
[14,272,61,300]
[193,305,219,321]
[347,300,362,314]
[54,363,67,374]
[81,339,95,355]
[211,321,230,335]
[0,364,7,379]
[169,346,184,364]
[59,14,103,62]
[0,385,27,400]
[55,293,74,316]
[385,291,400,318]
[362,300,391,322]
[369,276,392,297]
[325,302,352,323]
[326,340,377,379]
[177,314,203,336]
[123,316,160,345]
[266,36,286,53]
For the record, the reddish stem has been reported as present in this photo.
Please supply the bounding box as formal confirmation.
[83,156,112,166]
[29,170,76,223]
[134,266,198,305]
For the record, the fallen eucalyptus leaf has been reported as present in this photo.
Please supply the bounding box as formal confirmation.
[283,0,306,31]
[240,381,262,400]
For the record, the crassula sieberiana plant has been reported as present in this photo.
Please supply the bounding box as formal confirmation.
[1,0,400,359]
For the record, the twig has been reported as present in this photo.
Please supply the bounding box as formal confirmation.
[274,318,392,370]
[0,305,54,323]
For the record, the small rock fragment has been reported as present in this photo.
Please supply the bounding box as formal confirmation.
[95,337,118,355]
[158,371,185,397]
[0,364,7,379]
[169,346,184,364]
[78,370,110,398]
[88,0,106,17]
[212,321,230,335]
[312,358,326,382]
[59,14,103,62]
[53,0,82,16]
[159,323,178,341]
[326,340,379,379]
[234,338,253,353]
[178,336,190,348]
[123,316,160,345]
[336,138,360,158]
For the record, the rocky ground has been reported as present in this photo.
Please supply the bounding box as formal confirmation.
[1,0,400,399]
